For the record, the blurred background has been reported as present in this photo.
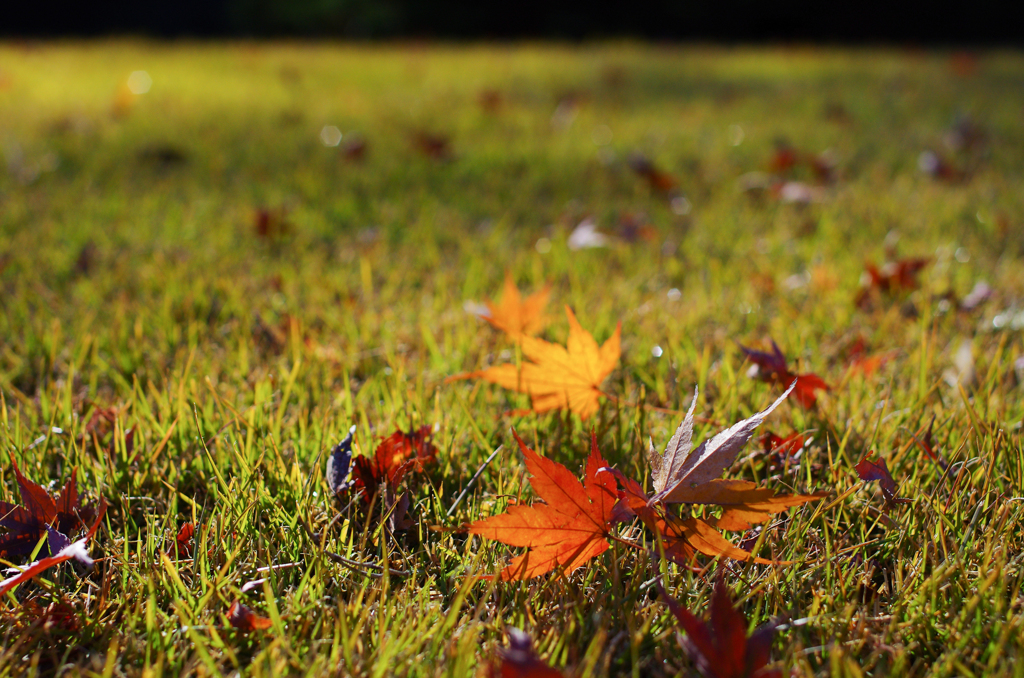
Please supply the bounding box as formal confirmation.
[5,0,1024,43]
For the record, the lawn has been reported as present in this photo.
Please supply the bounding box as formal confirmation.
[1,41,1023,677]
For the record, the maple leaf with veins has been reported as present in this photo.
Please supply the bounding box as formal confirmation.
[478,272,551,339]
[468,429,623,580]
[601,384,824,566]
[660,575,782,678]
[449,306,621,420]
[740,340,829,408]
[652,384,796,500]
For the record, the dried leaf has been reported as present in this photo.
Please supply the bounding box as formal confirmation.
[1,459,91,560]
[628,152,679,195]
[855,454,909,505]
[325,425,357,495]
[657,513,785,565]
[653,383,796,503]
[227,601,272,632]
[488,627,566,678]
[740,340,829,408]
[0,499,106,596]
[173,522,195,559]
[468,430,620,580]
[479,273,552,339]
[450,307,621,420]
[667,479,826,531]
[855,257,930,309]
[650,389,698,495]
[660,576,782,678]
[349,425,437,503]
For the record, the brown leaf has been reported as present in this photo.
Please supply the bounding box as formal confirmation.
[652,384,795,501]
[658,514,782,565]
[349,425,437,504]
[1,458,91,560]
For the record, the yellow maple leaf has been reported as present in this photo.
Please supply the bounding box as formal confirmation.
[482,273,551,339]
[451,306,621,419]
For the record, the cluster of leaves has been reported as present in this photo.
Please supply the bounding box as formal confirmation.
[468,381,825,580]
[0,459,105,597]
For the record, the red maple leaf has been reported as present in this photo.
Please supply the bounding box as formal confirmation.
[855,257,929,309]
[227,601,272,632]
[855,454,909,505]
[660,576,781,678]
[349,426,438,502]
[1,457,94,560]
[468,430,622,580]
[740,340,829,408]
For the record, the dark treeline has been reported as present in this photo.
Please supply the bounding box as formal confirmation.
[5,0,1024,44]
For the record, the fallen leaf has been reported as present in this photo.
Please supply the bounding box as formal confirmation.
[1,458,93,560]
[668,479,826,531]
[656,514,780,565]
[449,307,621,420]
[855,257,929,309]
[227,601,272,632]
[761,432,805,459]
[660,575,782,678]
[0,499,106,596]
[740,340,829,408]
[855,454,909,505]
[488,627,565,678]
[342,136,368,161]
[412,131,451,160]
[468,430,621,580]
[173,523,195,560]
[325,425,357,496]
[349,425,438,504]
[628,152,679,196]
[254,207,292,239]
[914,415,946,467]
[768,141,799,174]
[918,150,963,181]
[652,383,796,502]
[568,218,610,250]
[478,273,552,339]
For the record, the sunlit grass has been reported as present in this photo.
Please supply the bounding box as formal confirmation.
[0,42,1023,676]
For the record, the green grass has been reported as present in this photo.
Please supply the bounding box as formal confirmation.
[1,41,1024,676]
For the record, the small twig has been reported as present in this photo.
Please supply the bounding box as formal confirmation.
[256,561,301,574]
[323,550,411,577]
[447,445,503,517]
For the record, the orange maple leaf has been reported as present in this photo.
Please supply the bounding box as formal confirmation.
[468,430,621,580]
[450,307,621,420]
[667,479,827,531]
[481,273,552,339]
